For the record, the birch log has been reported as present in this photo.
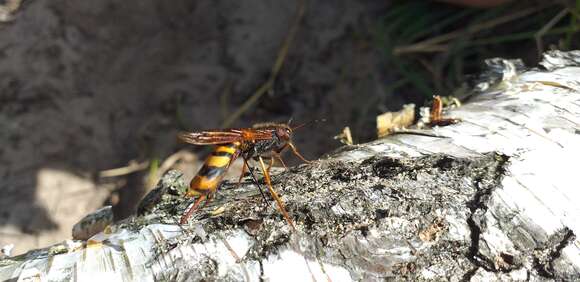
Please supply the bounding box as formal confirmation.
[1,50,580,281]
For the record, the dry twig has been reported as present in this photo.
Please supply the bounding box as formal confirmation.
[221,0,306,128]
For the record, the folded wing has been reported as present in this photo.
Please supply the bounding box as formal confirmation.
[178,129,273,145]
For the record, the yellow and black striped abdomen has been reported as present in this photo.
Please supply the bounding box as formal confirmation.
[186,142,241,197]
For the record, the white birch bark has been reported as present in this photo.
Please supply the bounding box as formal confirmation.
[1,50,579,281]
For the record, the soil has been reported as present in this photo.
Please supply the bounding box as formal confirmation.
[0,0,418,255]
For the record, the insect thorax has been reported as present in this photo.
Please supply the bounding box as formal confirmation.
[242,137,284,159]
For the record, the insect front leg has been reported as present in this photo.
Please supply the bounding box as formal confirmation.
[288,142,311,164]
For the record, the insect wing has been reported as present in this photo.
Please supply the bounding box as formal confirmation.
[178,130,244,145]
[239,128,275,140]
[178,128,274,145]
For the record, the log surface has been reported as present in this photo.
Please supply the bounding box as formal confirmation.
[1,51,580,281]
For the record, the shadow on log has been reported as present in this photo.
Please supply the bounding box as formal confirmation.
[1,50,580,281]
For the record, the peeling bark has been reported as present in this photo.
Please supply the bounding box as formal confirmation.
[1,51,580,281]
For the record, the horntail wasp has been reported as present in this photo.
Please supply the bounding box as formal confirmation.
[177,120,317,230]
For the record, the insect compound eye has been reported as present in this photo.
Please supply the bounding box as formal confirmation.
[276,128,290,141]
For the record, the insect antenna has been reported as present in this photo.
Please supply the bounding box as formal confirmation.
[291,118,326,131]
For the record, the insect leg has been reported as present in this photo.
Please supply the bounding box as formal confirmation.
[180,195,207,224]
[270,144,289,171]
[267,157,275,173]
[288,142,311,164]
[267,154,288,173]
[274,153,288,170]
[245,160,272,207]
[233,160,248,190]
[257,156,295,230]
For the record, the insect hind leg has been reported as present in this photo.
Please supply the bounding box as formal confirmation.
[257,156,296,230]
[180,195,207,224]
[246,160,273,207]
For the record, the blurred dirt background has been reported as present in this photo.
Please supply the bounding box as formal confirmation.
[1,0,577,255]
[0,0,402,255]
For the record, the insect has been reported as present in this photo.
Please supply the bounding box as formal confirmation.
[177,122,312,230]
[428,95,461,127]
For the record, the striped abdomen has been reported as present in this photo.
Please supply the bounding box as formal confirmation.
[186,142,241,197]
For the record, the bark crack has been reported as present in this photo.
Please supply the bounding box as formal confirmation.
[258,259,265,282]
[465,154,510,272]
[461,267,479,281]
[532,227,576,278]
